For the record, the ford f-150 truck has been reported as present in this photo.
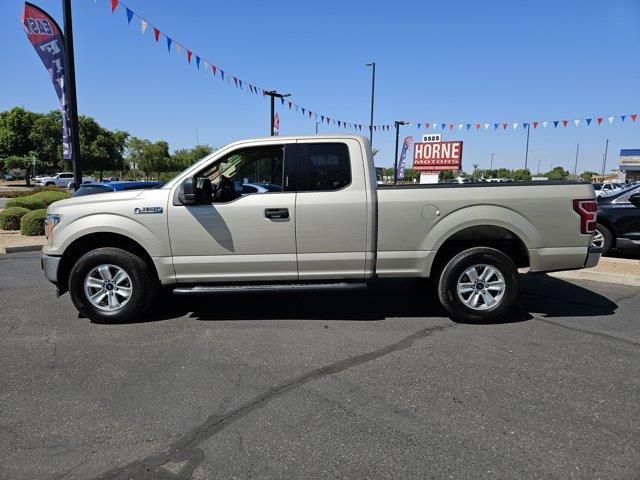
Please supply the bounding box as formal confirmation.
[41,135,600,323]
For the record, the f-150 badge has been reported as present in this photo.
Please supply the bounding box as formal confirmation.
[134,207,163,214]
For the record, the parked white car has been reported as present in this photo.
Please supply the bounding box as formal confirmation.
[35,172,96,189]
[593,183,621,197]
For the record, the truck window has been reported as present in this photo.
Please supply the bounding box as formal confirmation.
[299,143,351,191]
[195,146,286,203]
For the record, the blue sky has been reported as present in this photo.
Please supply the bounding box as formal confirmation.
[2,0,639,173]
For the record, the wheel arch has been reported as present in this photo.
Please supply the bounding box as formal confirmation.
[58,232,158,296]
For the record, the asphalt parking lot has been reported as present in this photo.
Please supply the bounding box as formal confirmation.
[1,252,639,480]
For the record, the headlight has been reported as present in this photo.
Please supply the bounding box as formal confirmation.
[45,213,61,241]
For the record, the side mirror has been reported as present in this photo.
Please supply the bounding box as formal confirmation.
[629,193,640,208]
[178,178,197,205]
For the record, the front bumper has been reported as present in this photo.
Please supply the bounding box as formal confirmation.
[41,253,61,284]
[585,245,602,268]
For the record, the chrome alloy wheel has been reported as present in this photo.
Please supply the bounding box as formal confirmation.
[591,230,604,249]
[456,264,506,311]
[84,264,133,312]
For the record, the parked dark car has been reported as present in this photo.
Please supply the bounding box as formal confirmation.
[73,181,163,197]
[594,185,640,254]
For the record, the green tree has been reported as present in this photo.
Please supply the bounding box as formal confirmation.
[580,171,599,181]
[545,166,570,180]
[171,144,214,172]
[3,156,35,184]
[29,110,63,173]
[439,170,455,181]
[512,169,532,181]
[77,116,129,180]
[126,138,171,180]
[0,107,41,185]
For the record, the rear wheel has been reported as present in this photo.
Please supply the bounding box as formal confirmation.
[45,182,55,186]
[438,247,519,323]
[592,223,613,256]
[68,247,156,323]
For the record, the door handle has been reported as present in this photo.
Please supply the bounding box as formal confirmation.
[265,208,289,219]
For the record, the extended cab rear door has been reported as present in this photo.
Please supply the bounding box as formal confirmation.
[294,139,371,279]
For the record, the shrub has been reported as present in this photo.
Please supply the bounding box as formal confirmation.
[0,207,29,230]
[6,190,70,210]
[20,209,47,236]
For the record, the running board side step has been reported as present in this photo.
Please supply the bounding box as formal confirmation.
[172,282,368,295]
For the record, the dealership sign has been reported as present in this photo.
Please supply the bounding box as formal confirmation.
[413,141,463,171]
[620,149,640,166]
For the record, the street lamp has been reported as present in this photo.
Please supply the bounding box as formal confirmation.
[264,90,291,136]
[574,143,580,175]
[366,62,376,147]
[393,120,410,184]
[490,153,495,171]
[315,122,320,134]
[537,159,542,175]
[601,139,609,178]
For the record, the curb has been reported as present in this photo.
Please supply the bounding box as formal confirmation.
[549,269,640,287]
[4,245,44,254]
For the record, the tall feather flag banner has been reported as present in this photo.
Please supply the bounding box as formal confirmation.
[22,2,72,160]
[97,0,638,134]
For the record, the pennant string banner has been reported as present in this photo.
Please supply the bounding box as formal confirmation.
[100,0,637,133]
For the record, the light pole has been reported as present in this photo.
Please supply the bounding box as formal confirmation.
[393,120,409,184]
[315,122,319,134]
[366,62,376,147]
[524,123,530,171]
[537,159,542,175]
[601,138,609,178]
[573,142,579,175]
[264,90,290,136]
[61,0,82,190]
[472,163,478,180]
[490,153,495,171]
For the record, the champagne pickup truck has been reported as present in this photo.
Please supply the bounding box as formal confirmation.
[41,135,600,323]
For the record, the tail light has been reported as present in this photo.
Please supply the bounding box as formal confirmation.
[573,199,597,234]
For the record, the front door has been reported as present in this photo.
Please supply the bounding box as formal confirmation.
[168,143,298,283]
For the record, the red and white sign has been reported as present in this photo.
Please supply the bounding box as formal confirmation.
[413,141,463,171]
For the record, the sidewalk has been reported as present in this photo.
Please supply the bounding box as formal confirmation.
[0,230,45,254]
[549,256,640,287]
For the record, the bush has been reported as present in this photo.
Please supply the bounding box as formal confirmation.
[0,207,29,230]
[6,190,70,210]
[0,185,67,198]
[20,209,47,236]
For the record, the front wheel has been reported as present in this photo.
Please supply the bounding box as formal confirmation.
[68,247,157,323]
[438,247,519,323]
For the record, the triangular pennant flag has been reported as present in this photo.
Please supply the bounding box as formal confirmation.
[466,124,471,130]
[574,119,580,127]
[586,118,592,125]
[425,122,430,129]
[542,121,548,128]
[512,123,518,130]
[302,108,306,115]
[631,114,637,122]
[238,79,242,89]
[621,115,626,122]
[289,102,293,110]
[321,115,324,122]
[458,124,463,131]
[494,123,499,130]
[484,123,489,130]
[533,121,539,129]
[211,65,217,76]
[338,120,341,127]
[153,28,160,42]
[196,56,201,69]
[125,7,133,24]
[326,116,330,124]
[203,61,209,71]
[140,20,148,34]
[608,116,614,124]
[176,44,182,55]
[295,105,299,112]
[449,123,454,130]
[220,70,224,80]
[554,121,559,128]
[432,123,437,130]
[502,123,508,130]
[562,120,568,127]
[523,123,529,129]
[280,97,285,105]
[475,123,481,130]
[441,123,446,130]
[187,50,192,63]
[166,37,172,52]
[597,117,603,125]
[309,111,313,119]
[233,77,238,87]
[111,0,118,13]
[417,123,421,129]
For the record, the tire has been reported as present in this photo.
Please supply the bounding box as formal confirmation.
[45,182,55,186]
[68,247,157,323]
[438,247,519,323]
[593,223,613,256]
